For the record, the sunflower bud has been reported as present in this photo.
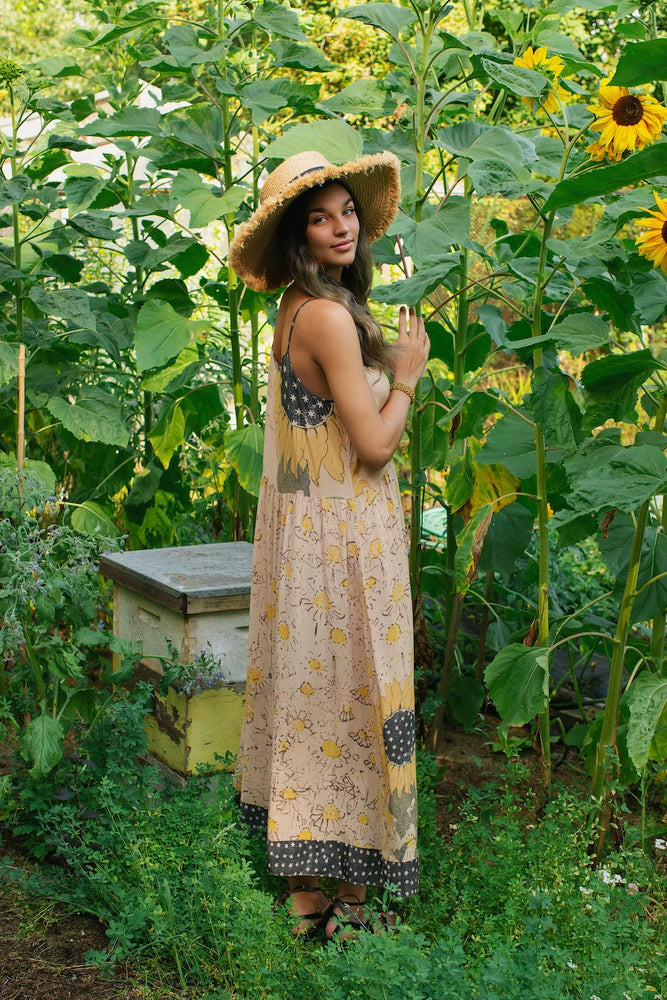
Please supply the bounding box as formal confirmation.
[0,58,24,84]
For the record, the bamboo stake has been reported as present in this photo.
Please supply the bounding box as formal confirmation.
[18,343,25,465]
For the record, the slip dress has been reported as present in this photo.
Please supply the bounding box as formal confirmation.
[234,298,418,897]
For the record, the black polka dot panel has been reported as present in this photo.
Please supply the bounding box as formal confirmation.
[383,709,415,766]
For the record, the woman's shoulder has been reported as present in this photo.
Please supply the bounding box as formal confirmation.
[299,295,354,326]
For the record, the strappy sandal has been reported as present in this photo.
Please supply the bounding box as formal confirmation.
[274,885,333,940]
[326,895,396,944]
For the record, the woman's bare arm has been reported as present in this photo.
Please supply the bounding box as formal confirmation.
[304,300,430,471]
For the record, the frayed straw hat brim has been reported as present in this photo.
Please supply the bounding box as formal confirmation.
[229,151,401,292]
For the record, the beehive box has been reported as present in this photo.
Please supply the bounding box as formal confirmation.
[100,542,252,777]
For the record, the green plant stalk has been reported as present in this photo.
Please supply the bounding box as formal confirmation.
[650,393,667,671]
[591,499,649,851]
[9,84,23,342]
[591,395,667,851]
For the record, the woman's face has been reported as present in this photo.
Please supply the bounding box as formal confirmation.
[304,182,360,279]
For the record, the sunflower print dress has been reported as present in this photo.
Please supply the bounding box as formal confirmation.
[235,300,418,897]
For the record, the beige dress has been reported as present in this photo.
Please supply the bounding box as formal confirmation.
[235,301,418,897]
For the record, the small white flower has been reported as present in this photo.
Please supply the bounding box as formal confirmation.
[580,886,594,895]
[567,961,577,970]
[654,838,667,851]
[601,869,623,885]
[626,882,639,894]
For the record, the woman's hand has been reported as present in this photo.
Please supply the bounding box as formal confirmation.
[392,306,430,390]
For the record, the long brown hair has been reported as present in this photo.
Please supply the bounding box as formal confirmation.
[277,182,397,371]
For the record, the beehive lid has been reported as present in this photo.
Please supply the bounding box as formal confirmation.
[99,541,253,614]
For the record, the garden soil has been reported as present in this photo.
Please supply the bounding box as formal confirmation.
[0,721,590,1000]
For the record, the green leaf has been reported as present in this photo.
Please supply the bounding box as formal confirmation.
[63,164,108,213]
[611,39,667,87]
[481,58,548,98]
[225,424,264,496]
[47,389,130,447]
[253,0,307,41]
[564,445,667,516]
[467,158,532,199]
[271,39,336,71]
[29,286,96,331]
[240,80,319,124]
[550,313,610,354]
[480,502,535,581]
[476,411,537,479]
[80,107,163,138]
[0,342,19,385]
[528,368,581,452]
[633,527,667,624]
[141,344,202,392]
[581,349,666,425]
[134,300,209,372]
[419,382,450,471]
[70,501,120,537]
[371,260,460,306]
[410,200,471,265]
[0,174,31,209]
[267,120,363,163]
[147,401,186,469]
[161,24,229,65]
[484,644,549,739]
[319,79,396,118]
[171,169,244,227]
[343,3,417,39]
[34,55,82,78]
[625,673,667,773]
[21,712,64,777]
[543,144,667,212]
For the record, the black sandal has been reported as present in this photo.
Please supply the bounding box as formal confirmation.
[275,885,333,940]
[327,895,396,943]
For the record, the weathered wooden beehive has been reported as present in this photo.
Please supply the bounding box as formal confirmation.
[100,542,252,779]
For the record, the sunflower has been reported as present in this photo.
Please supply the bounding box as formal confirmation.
[635,192,667,274]
[513,46,567,115]
[587,78,667,161]
[379,676,416,797]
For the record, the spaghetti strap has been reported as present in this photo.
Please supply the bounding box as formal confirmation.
[286,297,315,351]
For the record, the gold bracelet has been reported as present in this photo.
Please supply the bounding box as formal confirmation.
[391,381,415,403]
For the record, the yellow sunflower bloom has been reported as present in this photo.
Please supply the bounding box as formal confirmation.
[513,46,567,115]
[635,192,667,274]
[587,77,667,161]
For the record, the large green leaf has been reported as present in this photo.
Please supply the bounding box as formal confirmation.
[141,344,202,393]
[410,201,471,265]
[580,349,666,426]
[171,169,245,227]
[29,286,97,331]
[343,3,417,39]
[480,501,535,581]
[267,120,363,163]
[147,400,186,469]
[225,424,264,496]
[528,368,581,452]
[564,445,667,516]
[484,644,550,739]
[625,673,667,773]
[270,39,336,72]
[371,259,460,305]
[543,144,667,212]
[611,39,667,87]
[319,79,396,118]
[21,712,65,777]
[70,501,120,537]
[476,411,537,479]
[481,59,548,99]
[0,174,31,209]
[550,312,610,354]
[253,0,307,41]
[47,388,130,447]
[633,527,667,624]
[134,300,209,372]
[241,80,319,124]
[419,382,449,471]
[161,24,229,65]
[0,342,19,385]
[80,107,163,138]
[0,455,57,495]
[467,158,533,199]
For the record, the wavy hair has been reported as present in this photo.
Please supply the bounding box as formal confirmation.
[276,182,397,371]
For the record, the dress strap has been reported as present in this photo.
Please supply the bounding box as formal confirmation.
[286,297,315,351]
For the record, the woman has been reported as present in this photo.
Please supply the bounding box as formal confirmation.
[229,150,429,940]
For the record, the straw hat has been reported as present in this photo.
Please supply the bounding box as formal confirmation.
[229,150,401,291]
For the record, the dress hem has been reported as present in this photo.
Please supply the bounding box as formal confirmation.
[240,800,419,898]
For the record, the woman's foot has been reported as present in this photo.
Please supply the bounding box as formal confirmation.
[325,891,397,943]
[276,883,332,939]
